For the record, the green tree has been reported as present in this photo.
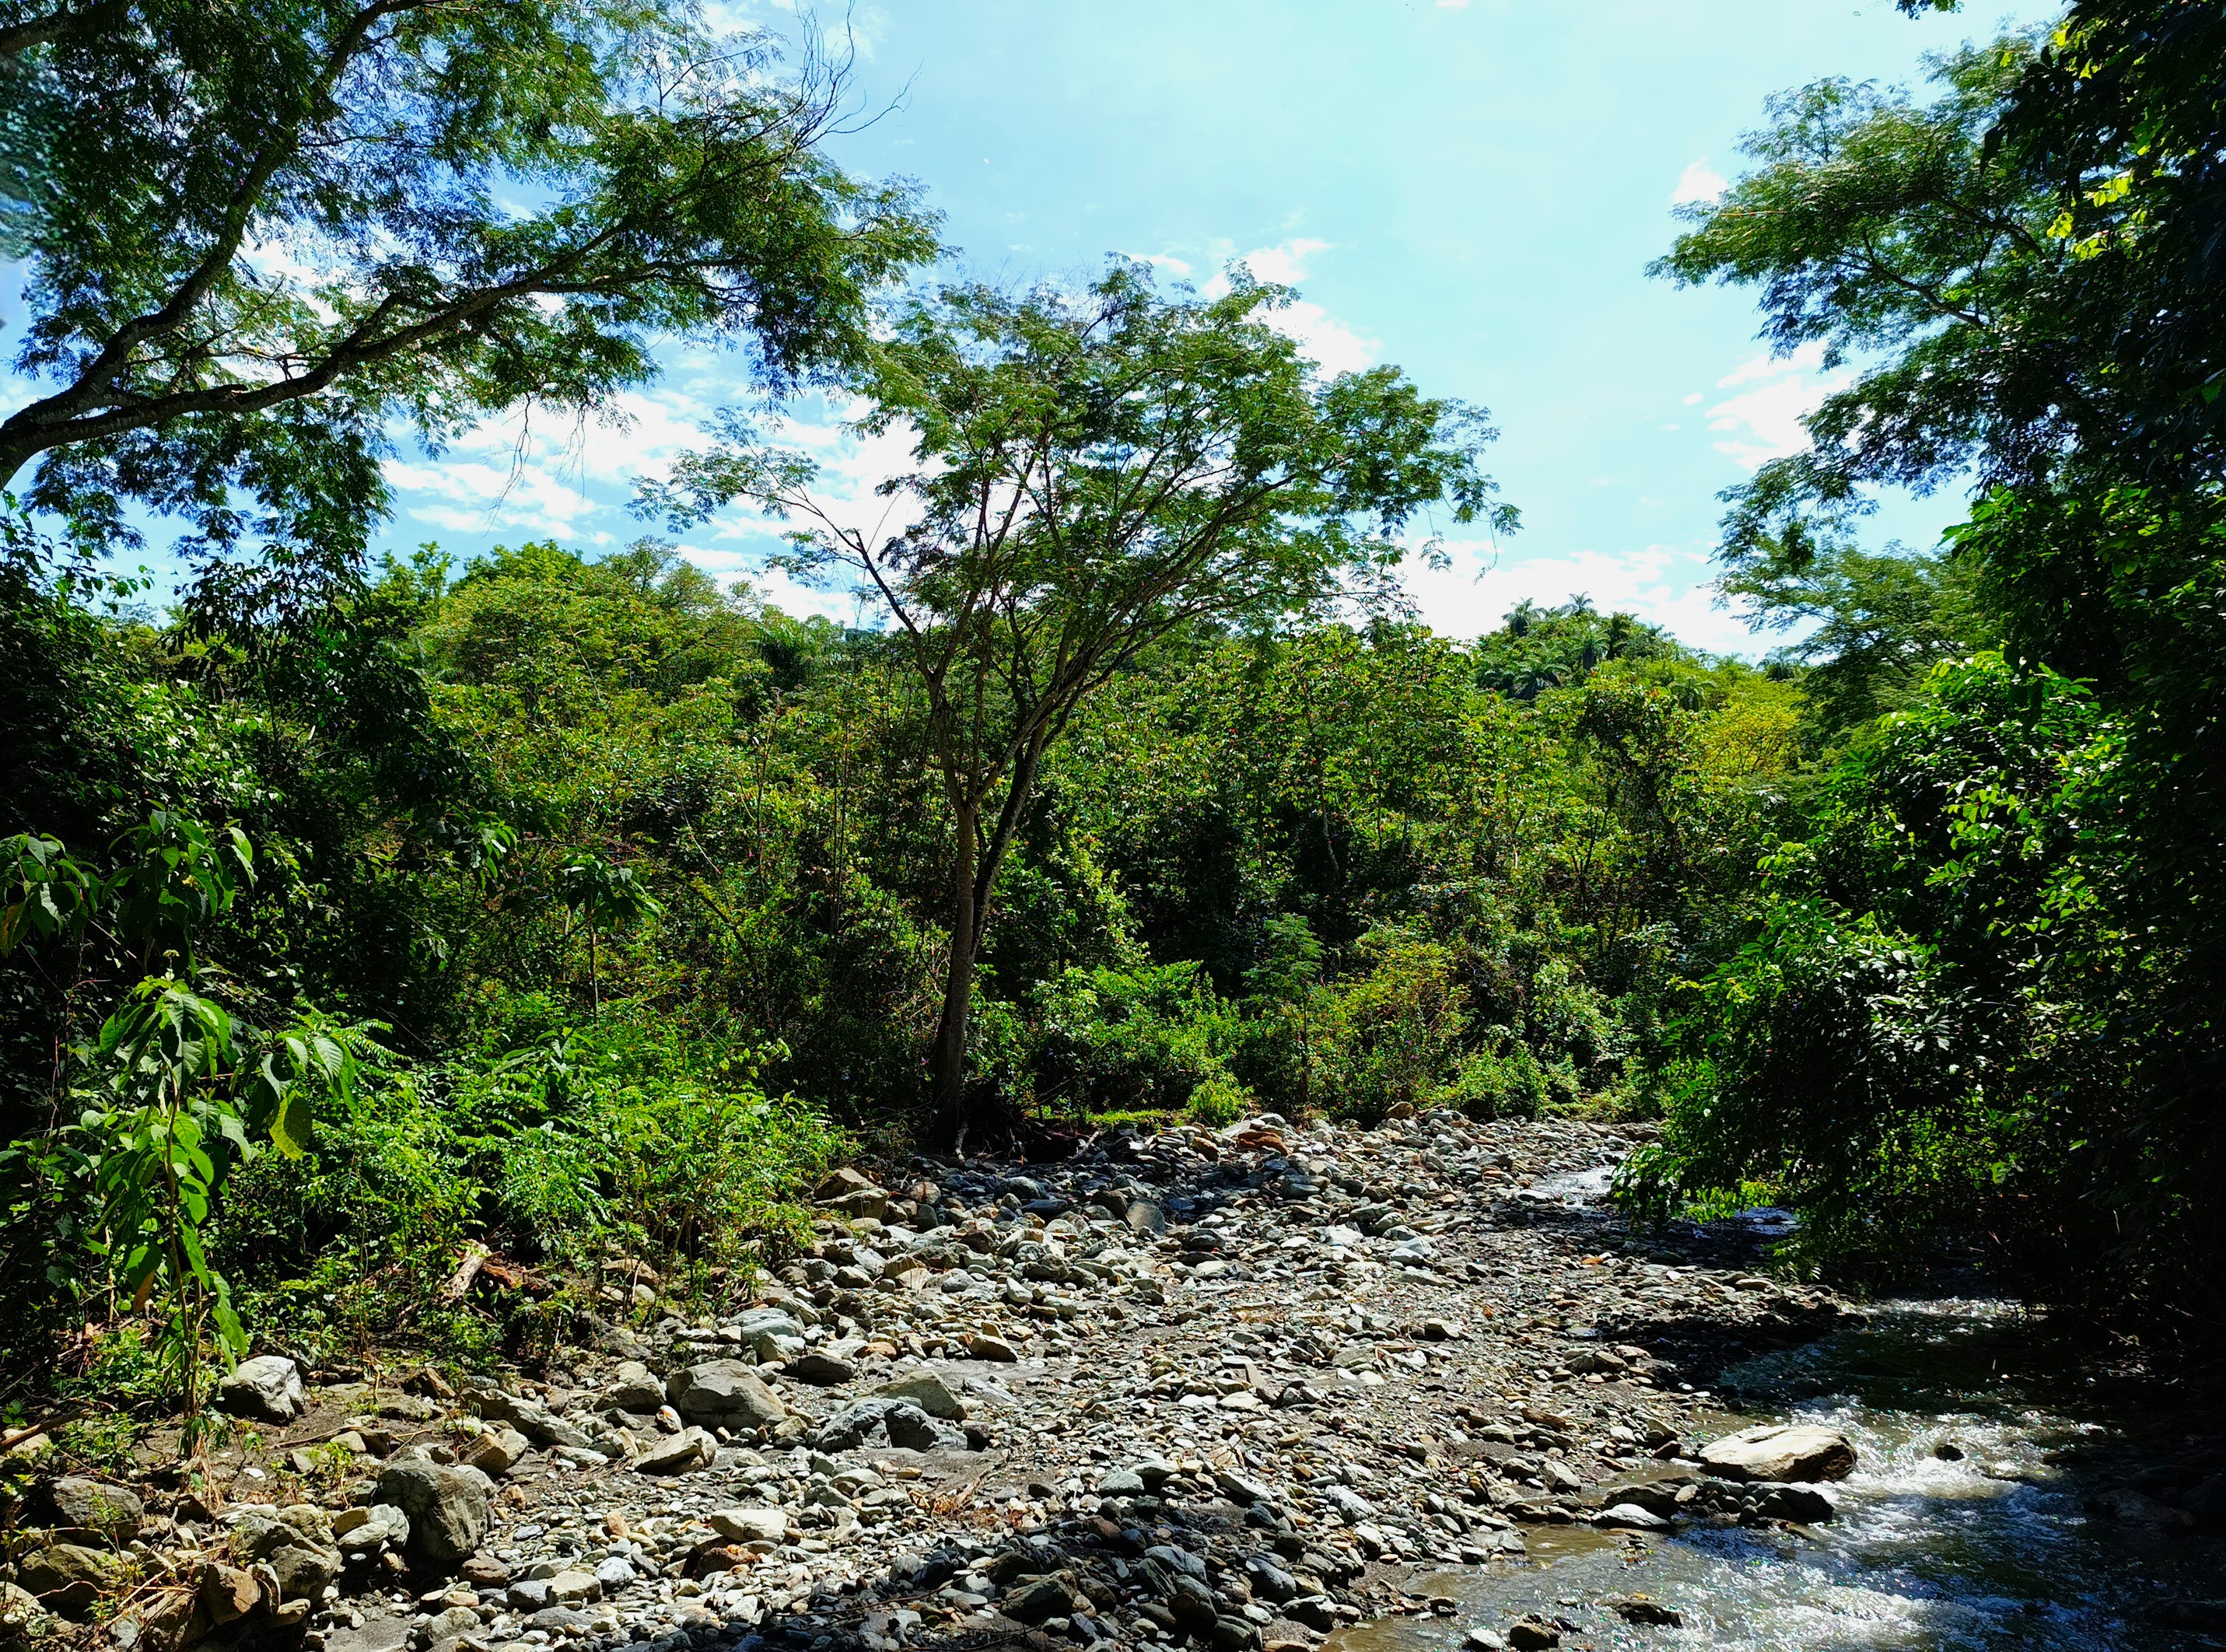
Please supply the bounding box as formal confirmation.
[0,0,934,611]
[1648,1,2226,1325]
[1724,541,1993,737]
[647,262,1515,1136]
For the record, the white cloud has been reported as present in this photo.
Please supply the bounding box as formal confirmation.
[1269,297,1379,376]
[1670,159,1727,206]
[1232,237,1329,287]
[383,456,602,537]
[1705,343,1853,471]
[1401,538,1752,654]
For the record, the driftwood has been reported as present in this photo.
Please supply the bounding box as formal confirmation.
[442,1241,491,1300]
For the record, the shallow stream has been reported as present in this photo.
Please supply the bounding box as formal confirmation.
[1330,1262,2225,1650]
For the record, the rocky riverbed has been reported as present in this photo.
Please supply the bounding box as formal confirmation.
[16,1108,2211,1652]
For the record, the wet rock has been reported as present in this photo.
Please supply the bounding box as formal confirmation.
[219,1353,304,1421]
[1698,1424,1857,1483]
[1592,1502,1670,1530]
[1506,1617,1561,1650]
[2088,1485,2196,1528]
[1605,1594,1682,1626]
[1748,1482,1837,1524]
[667,1360,786,1430]
[2148,1600,2226,1631]
[374,1462,492,1563]
[39,1477,144,1545]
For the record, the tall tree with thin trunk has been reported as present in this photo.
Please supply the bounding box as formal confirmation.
[644,262,1515,1138]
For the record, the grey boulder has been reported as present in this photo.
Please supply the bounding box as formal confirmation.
[1699,1424,1857,1483]
[40,1478,143,1545]
[667,1360,786,1430]
[635,1426,717,1475]
[218,1354,303,1422]
[374,1462,492,1563]
[873,1372,967,1419]
[333,1503,410,1558]
[593,1360,665,1414]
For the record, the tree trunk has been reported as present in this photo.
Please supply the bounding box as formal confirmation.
[930,797,979,1140]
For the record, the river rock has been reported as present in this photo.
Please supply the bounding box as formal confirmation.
[667,1360,786,1430]
[234,1508,341,1601]
[39,1477,143,1545]
[593,1360,666,1413]
[1748,1482,1838,1523]
[333,1503,410,1556]
[198,1560,259,1626]
[733,1307,809,1362]
[1592,1502,1669,1530]
[707,1507,788,1543]
[884,1401,966,1451]
[637,1426,718,1475]
[374,1462,492,1563]
[218,1353,303,1421]
[19,1545,124,1617]
[1699,1423,1857,1482]
[458,1423,530,1476]
[873,1372,966,1419]
[785,1349,857,1385]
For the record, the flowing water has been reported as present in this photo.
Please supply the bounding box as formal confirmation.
[1329,1254,2226,1650]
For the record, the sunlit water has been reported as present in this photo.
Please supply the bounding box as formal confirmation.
[1329,1283,2226,1650]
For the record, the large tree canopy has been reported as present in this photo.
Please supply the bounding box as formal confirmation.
[646,262,1515,1129]
[0,0,936,619]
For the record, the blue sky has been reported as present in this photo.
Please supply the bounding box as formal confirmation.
[5,1,2046,653]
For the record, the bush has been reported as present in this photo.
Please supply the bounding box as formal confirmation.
[1314,929,1468,1122]
[216,994,842,1363]
[1030,961,1244,1119]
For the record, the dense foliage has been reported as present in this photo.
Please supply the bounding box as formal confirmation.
[5,0,2225,1435]
[1634,0,2226,1335]
[0,507,1799,1408]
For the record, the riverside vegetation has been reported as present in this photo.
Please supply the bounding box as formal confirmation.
[2,0,2224,1647]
